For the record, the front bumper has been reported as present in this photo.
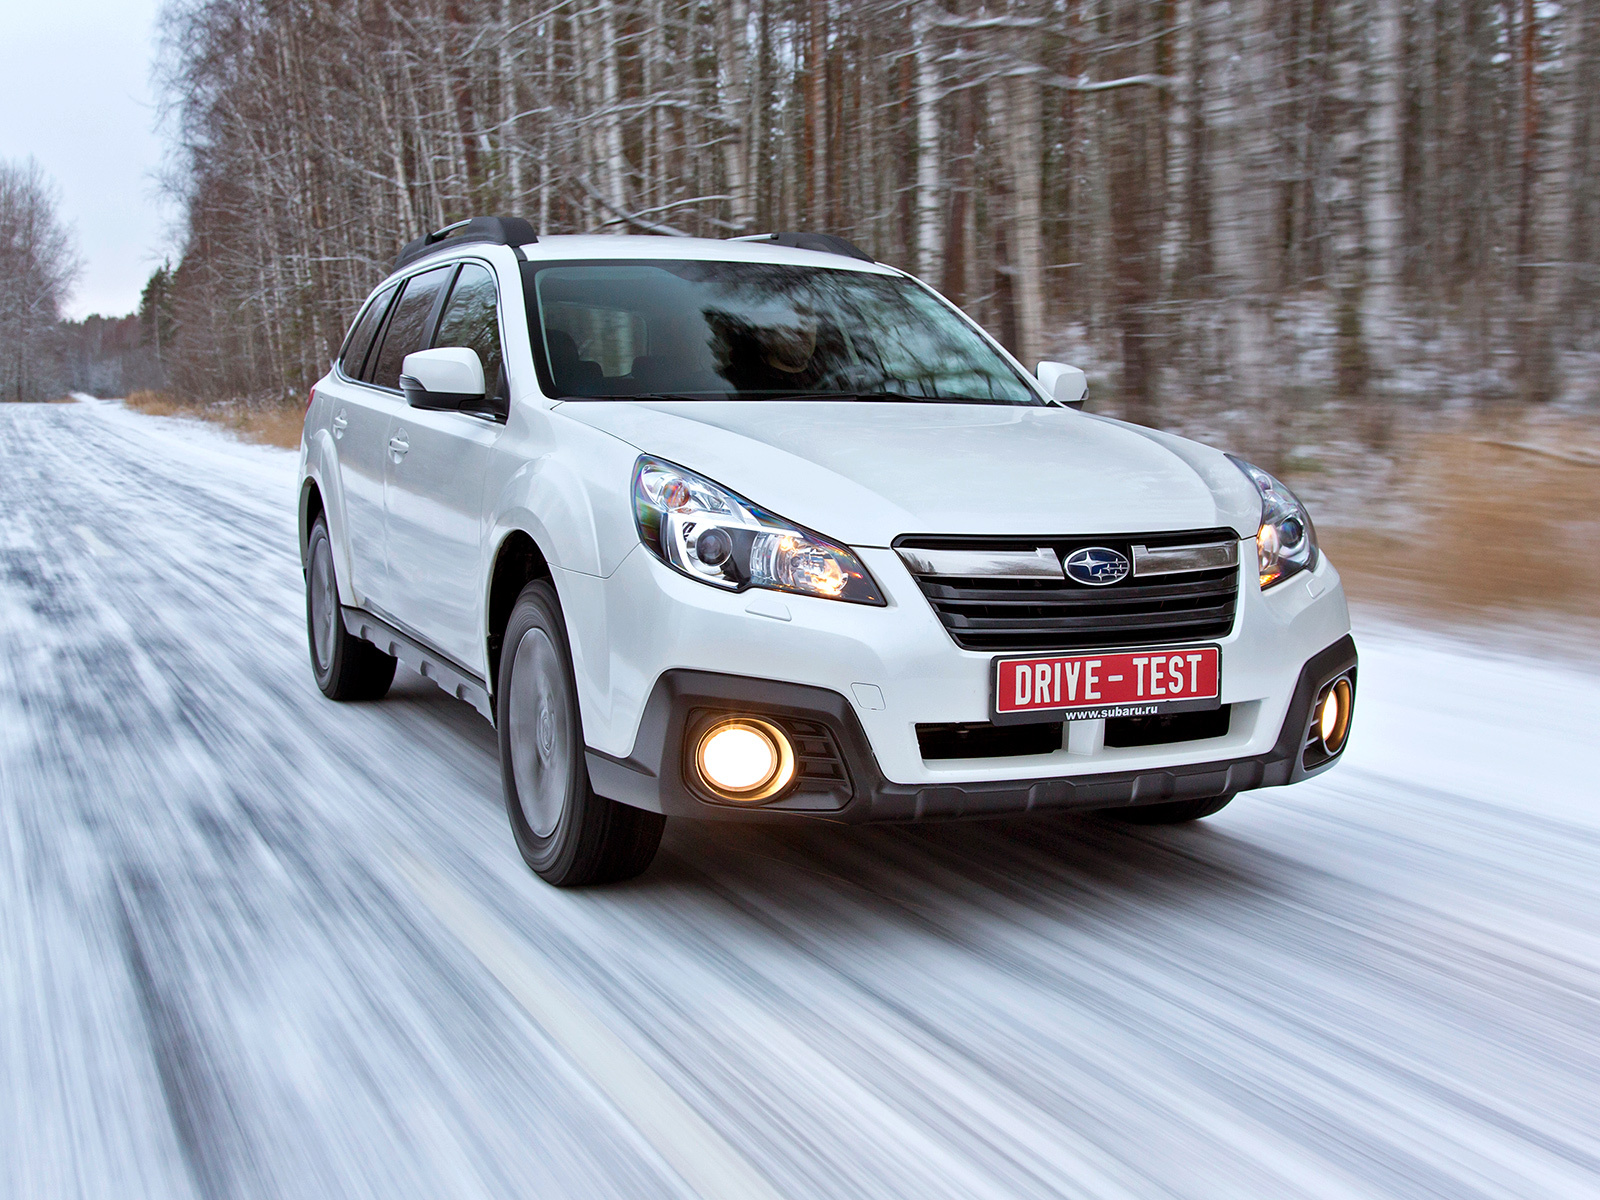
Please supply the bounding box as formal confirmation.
[557,537,1351,794]
[586,634,1357,823]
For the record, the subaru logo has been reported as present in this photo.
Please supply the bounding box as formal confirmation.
[1063,546,1130,587]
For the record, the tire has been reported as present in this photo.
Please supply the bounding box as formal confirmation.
[305,516,397,701]
[1096,793,1236,825]
[497,579,664,886]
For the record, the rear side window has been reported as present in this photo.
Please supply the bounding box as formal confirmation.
[339,283,396,380]
[433,263,506,406]
[367,265,452,390]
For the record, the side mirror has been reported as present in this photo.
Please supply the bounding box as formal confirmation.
[1036,361,1087,409]
[400,347,487,411]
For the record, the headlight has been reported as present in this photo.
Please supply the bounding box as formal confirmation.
[1227,455,1319,589]
[632,456,885,605]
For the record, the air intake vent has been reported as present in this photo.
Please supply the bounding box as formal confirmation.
[896,529,1241,654]
[777,716,851,793]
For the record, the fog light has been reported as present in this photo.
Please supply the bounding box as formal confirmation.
[1317,677,1353,754]
[694,718,796,802]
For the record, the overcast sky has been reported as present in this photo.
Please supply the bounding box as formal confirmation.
[2,0,169,321]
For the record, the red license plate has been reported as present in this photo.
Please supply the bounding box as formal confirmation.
[993,645,1220,723]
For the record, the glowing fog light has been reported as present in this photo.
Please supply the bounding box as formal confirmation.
[1317,678,1353,754]
[694,718,796,802]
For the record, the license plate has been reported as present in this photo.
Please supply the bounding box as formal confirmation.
[992,645,1221,724]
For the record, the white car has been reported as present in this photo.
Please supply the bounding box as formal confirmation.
[299,218,1357,886]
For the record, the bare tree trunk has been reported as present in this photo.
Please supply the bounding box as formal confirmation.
[1515,0,1553,398]
[1003,25,1044,365]
[805,0,826,226]
[601,0,626,213]
[913,3,942,281]
[941,5,975,306]
[1567,0,1600,343]
[716,0,751,230]
[1108,5,1159,423]
[500,0,521,211]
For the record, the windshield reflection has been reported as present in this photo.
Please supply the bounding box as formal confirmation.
[524,260,1041,405]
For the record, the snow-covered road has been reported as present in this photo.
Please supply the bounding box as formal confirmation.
[3,399,1598,1200]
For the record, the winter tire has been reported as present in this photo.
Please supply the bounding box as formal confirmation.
[498,579,664,886]
[306,516,397,701]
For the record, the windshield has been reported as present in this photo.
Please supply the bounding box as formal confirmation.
[523,260,1042,404]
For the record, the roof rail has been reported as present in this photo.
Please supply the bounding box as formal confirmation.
[393,216,539,272]
[730,231,874,263]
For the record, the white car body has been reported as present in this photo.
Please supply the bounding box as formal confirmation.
[300,229,1355,828]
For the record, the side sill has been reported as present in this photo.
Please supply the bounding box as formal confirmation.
[341,606,495,721]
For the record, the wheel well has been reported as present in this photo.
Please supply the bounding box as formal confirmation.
[300,481,325,567]
[487,531,550,696]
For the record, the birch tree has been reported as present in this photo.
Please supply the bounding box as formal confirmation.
[0,159,79,403]
[151,0,1598,412]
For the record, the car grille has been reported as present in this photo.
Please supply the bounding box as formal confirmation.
[896,528,1242,653]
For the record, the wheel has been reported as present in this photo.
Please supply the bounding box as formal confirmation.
[1096,793,1235,825]
[305,516,397,701]
[497,579,664,886]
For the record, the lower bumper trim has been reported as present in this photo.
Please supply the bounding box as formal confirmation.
[587,634,1357,824]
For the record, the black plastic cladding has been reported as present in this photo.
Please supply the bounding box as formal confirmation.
[1303,670,1358,771]
[582,635,1358,824]
[394,216,538,272]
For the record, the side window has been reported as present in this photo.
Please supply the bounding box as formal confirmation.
[433,263,506,406]
[366,265,452,390]
[339,283,396,380]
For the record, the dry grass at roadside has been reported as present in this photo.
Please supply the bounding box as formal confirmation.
[1316,411,1600,634]
[125,389,302,449]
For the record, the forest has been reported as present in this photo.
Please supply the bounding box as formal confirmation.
[13,0,1600,430]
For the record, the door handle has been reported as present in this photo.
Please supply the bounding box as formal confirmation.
[388,432,410,462]
[332,409,348,439]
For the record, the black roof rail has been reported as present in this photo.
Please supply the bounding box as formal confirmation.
[730,231,874,263]
[393,216,539,272]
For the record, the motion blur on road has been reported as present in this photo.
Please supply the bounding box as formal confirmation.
[3,396,1598,1198]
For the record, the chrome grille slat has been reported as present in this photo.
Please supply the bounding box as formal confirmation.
[895,546,1063,579]
[1132,540,1239,576]
[921,572,1234,607]
[942,606,1235,632]
[897,528,1241,653]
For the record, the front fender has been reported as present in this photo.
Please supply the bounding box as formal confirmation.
[300,426,357,605]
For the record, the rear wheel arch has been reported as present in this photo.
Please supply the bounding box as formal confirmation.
[487,530,551,697]
[299,479,325,568]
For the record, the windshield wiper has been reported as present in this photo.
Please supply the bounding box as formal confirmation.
[554,392,722,403]
[783,391,1027,406]
[557,390,1033,405]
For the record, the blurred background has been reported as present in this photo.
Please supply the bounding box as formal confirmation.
[5,0,1599,640]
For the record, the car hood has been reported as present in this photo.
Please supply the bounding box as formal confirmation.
[556,400,1262,546]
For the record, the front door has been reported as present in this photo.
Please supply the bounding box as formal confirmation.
[355,262,454,621]
[326,281,400,609]
[384,261,508,675]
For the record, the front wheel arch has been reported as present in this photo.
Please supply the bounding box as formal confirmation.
[486,529,551,699]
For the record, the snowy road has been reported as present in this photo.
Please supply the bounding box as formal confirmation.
[3,399,1598,1200]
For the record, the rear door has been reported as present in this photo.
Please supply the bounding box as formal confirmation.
[323,281,399,608]
[351,263,454,620]
[384,260,506,674]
